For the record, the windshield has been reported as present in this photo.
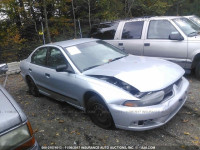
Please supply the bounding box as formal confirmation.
[173,18,200,37]
[64,40,127,72]
[189,16,200,27]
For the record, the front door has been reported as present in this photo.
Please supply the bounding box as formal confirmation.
[44,47,80,106]
[143,20,187,68]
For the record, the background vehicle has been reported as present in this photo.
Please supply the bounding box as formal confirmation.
[0,65,40,150]
[20,39,189,131]
[89,16,200,79]
[0,64,8,75]
[185,15,200,27]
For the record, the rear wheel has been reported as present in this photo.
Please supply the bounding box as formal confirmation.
[195,62,200,80]
[27,77,40,97]
[86,96,114,129]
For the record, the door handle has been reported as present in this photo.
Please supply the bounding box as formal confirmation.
[45,73,50,78]
[29,68,32,72]
[144,43,150,46]
[118,43,123,46]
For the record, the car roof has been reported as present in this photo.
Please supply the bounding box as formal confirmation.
[91,16,182,26]
[125,16,184,22]
[184,15,196,18]
[92,16,185,25]
[45,38,98,48]
[91,20,120,26]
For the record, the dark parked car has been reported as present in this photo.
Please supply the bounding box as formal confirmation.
[0,64,8,75]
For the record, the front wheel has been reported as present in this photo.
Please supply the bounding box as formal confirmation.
[86,96,114,129]
[195,62,200,80]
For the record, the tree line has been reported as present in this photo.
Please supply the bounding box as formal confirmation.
[0,0,199,63]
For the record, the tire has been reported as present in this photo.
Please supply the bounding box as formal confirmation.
[195,62,200,80]
[86,96,114,129]
[27,77,40,97]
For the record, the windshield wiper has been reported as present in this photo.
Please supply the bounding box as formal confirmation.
[83,64,102,71]
[108,55,128,63]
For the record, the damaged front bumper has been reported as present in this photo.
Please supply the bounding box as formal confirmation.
[108,77,189,131]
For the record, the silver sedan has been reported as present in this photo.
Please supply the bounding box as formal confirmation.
[20,38,189,131]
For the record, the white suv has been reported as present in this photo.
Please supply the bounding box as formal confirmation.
[90,16,200,79]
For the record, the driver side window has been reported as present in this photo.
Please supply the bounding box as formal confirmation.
[47,48,67,69]
[147,20,178,39]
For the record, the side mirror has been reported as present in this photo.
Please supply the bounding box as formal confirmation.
[56,64,68,72]
[169,32,184,41]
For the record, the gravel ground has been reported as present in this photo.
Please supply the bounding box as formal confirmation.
[0,74,200,150]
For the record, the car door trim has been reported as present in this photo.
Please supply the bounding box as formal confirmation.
[37,85,78,103]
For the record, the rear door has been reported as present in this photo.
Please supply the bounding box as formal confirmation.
[29,47,48,88]
[143,19,187,67]
[117,21,145,55]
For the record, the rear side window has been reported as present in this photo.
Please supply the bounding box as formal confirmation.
[31,47,48,66]
[90,22,119,40]
[148,20,178,39]
[122,21,144,39]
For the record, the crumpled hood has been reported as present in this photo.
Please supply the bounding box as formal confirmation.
[83,55,184,92]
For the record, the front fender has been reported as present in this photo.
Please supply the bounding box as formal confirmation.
[80,75,138,107]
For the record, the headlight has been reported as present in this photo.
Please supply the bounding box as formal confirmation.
[0,121,35,150]
[123,91,165,107]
